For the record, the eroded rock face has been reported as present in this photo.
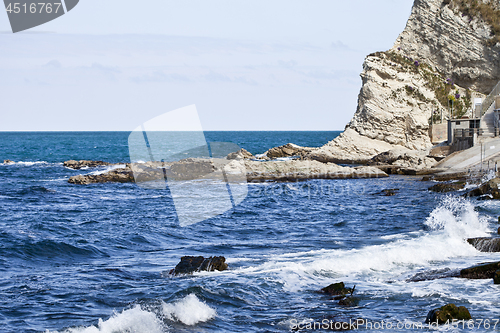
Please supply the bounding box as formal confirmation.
[226,148,255,160]
[68,168,134,184]
[63,160,112,170]
[460,261,500,279]
[170,256,228,275]
[467,238,500,252]
[307,0,500,164]
[464,178,500,199]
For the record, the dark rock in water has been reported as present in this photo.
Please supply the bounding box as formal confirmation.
[428,182,465,192]
[338,297,358,307]
[464,178,500,199]
[68,168,134,185]
[421,173,467,182]
[407,268,460,282]
[467,238,500,252]
[321,282,354,296]
[497,227,500,235]
[425,304,471,324]
[170,256,228,275]
[494,270,500,284]
[3,159,14,164]
[460,261,500,279]
[63,160,112,170]
[378,189,399,196]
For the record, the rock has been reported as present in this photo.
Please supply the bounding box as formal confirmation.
[264,143,314,159]
[421,173,468,182]
[63,160,112,170]
[407,268,460,282]
[321,282,354,296]
[460,261,500,279]
[428,182,465,192]
[378,189,399,196]
[245,160,388,182]
[467,238,500,252]
[497,227,500,235]
[425,304,471,325]
[494,270,500,284]
[68,168,134,184]
[464,178,500,199]
[169,256,228,275]
[368,147,437,170]
[3,159,14,164]
[338,297,358,307]
[226,148,254,160]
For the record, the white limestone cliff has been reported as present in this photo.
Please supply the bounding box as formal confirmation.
[308,0,500,164]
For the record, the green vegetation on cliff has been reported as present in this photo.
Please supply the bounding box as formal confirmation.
[449,0,500,46]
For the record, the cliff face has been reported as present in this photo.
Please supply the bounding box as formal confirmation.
[309,0,500,164]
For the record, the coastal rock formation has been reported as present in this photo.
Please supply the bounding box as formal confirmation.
[320,282,354,296]
[67,159,389,185]
[169,256,228,275]
[264,143,314,159]
[63,160,112,170]
[3,159,14,164]
[244,160,387,182]
[226,148,255,160]
[459,261,500,279]
[425,304,471,324]
[306,0,500,164]
[467,238,500,252]
[464,178,500,199]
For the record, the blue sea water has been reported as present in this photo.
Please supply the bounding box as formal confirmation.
[1,131,500,333]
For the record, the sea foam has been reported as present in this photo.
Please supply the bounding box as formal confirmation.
[162,294,217,326]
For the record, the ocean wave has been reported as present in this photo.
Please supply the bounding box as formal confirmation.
[1,161,62,167]
[162,294,217,325]
[47,305,164,333]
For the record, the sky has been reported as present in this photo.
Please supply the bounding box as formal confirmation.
[0,0,414,131]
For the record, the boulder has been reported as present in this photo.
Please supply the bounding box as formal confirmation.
[466,238,500,252]
[3,159,14,164]
[428,182,465,193]
[265,143,314,159]
[338,297,358,307]
[321,282,354,296]
[378,189,399,196]
[425,304,471,325]
[170,256,228,275]
[226,148,254,160]
[494,270,500,284]
[63,160,112,170]
[368,147,436,170]
[460,261,500,279]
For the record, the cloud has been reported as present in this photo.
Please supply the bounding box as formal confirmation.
[131,71,191,83]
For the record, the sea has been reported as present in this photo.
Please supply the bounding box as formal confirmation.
[1,131,500,333]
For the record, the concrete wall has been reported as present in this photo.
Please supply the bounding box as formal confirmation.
[431,123,447,144]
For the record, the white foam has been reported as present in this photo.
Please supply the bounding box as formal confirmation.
[229,196,491,291]
[4,161,49,166]
[46,305,164,333]
[162,294,216,326]
[89,164,127,176]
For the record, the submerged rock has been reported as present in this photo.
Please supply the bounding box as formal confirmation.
[170,256,228,275]
[321,282,355,296]
[63,160,112,170]
[467,238,500,252]
[425,304,471,325]
[68,168,134,185]
[407,268,460,282]
[378,189,399,196]
[460,261,500,279]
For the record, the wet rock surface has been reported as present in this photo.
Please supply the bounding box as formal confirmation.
[63,160,113,169]
[428,182,465,192]
[467,238,500,252]
[170,256,228,275]
[425,304,471,325]
[459,261,500,279]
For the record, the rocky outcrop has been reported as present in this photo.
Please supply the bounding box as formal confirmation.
[467,238,500,252]
[464,178,500,199]
[264,143,314,159]
[320,282,354,296]
[306,0,500,164]
[169,256,228,275]
[428,182,465,192]
[425,304,471,324]
[63,160,112,169]
[459,261,500,279]
[67,159,389,185]
[3,159,14,164]
[244,160,387,182]
[226,148,255,160]
[68,168,134,184]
